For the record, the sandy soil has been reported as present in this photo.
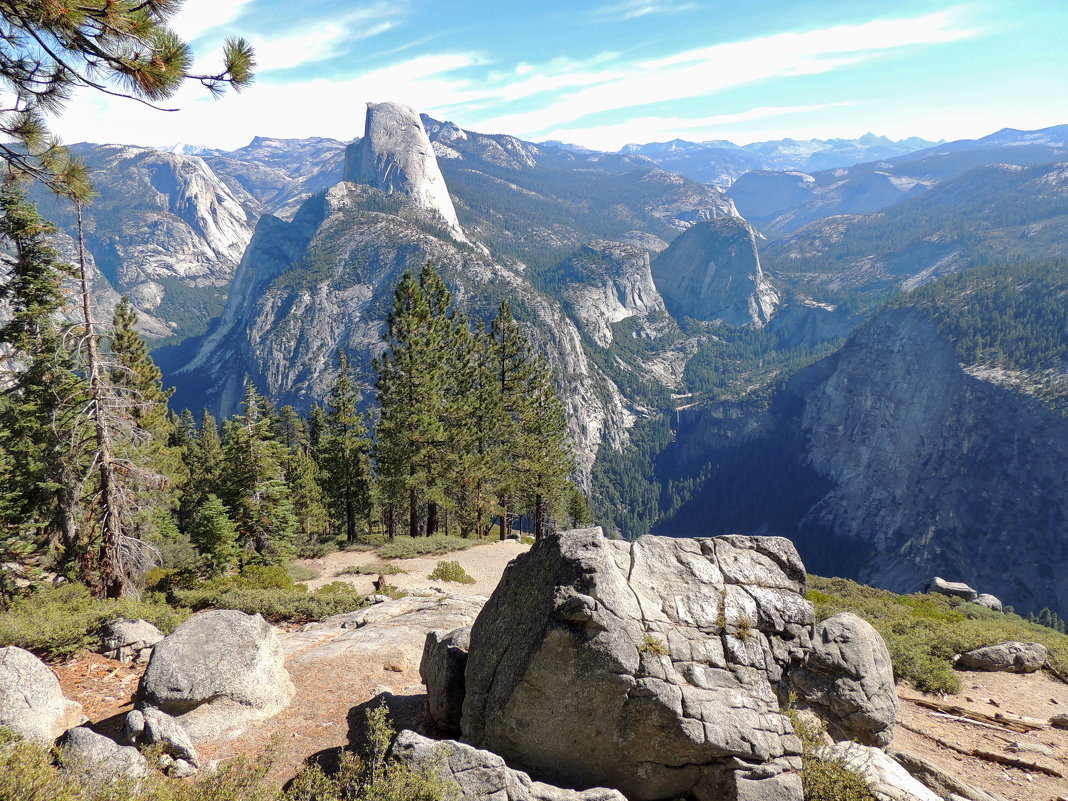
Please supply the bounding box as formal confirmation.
[294,538,529,596]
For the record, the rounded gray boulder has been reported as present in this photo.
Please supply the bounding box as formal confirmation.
[973,594,1003,613]
[0,645,84,743]
[955,641,1047,673]
[790,612,898,747]
[101,618,164,663]
[139,609,294,742]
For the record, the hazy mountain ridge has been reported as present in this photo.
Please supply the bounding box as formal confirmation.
[761,160,1068,292]
[731,124,1068,235]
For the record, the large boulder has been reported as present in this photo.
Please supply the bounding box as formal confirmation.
[139,610,294,741]
[101,618,164,663]
[58,726,148,784]
[973,594,1002,613]
[924,578,978,602]
[0,646,84,743]
[391,729,626,801]
[461,528,811,801]
[819,743,940,801]
[420,626,471,735]
[955,641,1047,673]
[790,612,898,746]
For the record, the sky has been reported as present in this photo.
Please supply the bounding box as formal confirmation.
[48,0,1068,152]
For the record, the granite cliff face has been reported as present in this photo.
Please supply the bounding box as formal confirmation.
[658,306,1068,616]
[345,103,466,241]
[651,218,778,326]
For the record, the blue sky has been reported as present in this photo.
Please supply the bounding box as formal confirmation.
[53,0,1068,151]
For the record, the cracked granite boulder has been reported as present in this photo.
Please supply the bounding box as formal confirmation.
[461,527,812,801]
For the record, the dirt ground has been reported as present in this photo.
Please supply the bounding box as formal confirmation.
[294,538,529,596]
[894,670,1068,800]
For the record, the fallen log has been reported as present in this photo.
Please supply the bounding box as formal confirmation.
[908,697,1044,732]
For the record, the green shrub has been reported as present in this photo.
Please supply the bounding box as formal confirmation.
[427,561,475,585]
[0,583,187,661]
[376,536,475,560]
[0,726,277,801]
[785,711,876,801]
[335,563,408,577]
[808,575,1068,694]
[169,582,366,623]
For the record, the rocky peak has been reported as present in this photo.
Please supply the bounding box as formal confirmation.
[650,217,779,326]
[344,102,466,241]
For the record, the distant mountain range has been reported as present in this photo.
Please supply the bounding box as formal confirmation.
[613,133,942,186]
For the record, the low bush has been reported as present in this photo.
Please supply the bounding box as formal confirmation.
[427,561,475,585]
[376,536,476,560]
[808,575,1068,694]
[335,563,408,577]
[785,710,876,801]
[287,564,322,582]
[169,581,366,624]
[0,583,187,661]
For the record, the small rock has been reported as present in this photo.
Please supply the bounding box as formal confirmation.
[100,619,163,663]
[1050,713,1068,729]
[956,642,1048,674]
[1006,741,1053,757]
[124,708,199,770]
[925,577,978,602]
[59,726,148,784]
[974,594,1003,613]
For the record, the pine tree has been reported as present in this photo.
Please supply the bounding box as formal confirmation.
[108,297,187,540]
[564,483,592,529]
[220,381,296,563]
[489,299,532,539]
[319,351,372,542]
[374,266,448,538]
[189,494,239,575]
[286,447,329,543]
[0,184,90,573]
[445,320,509,538]
[0,0,253,194]
[517,353,574,540]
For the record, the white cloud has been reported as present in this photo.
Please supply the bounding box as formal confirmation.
[593,1,698,21]
[469,11,976,137]
[169,0,257,41]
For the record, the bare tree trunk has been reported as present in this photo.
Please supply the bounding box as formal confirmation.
[409,486,419,539]
[426,502,438,537]
[75,203,125,598]
[534,493,544,541]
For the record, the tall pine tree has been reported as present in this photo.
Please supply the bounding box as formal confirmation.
[319,351,372,542]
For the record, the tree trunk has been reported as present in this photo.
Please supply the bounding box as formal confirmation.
[75,203,125,599]
[534,493,544,541]
[385,503,396,540]
[409,486,419,539]
[345,497,356,542]
[426,502,438,537]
